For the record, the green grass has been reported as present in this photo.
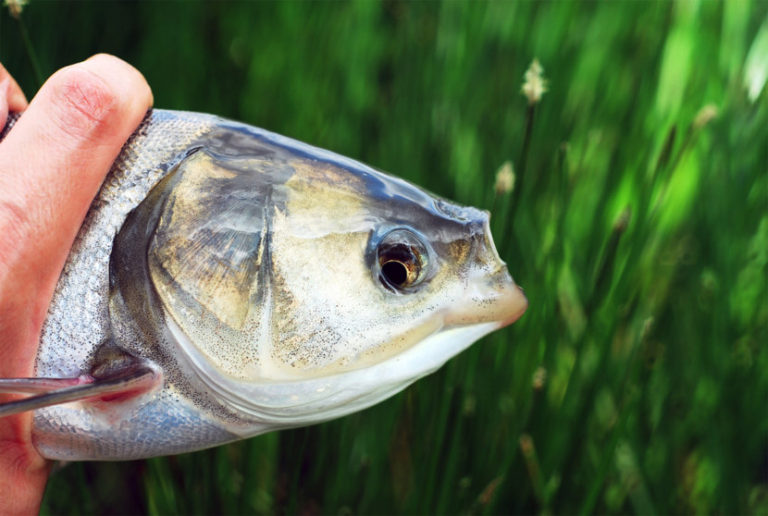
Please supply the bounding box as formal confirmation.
[2,1,767,514]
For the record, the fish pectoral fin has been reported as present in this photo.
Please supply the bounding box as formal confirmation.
[0,377,87,394]
[0,366,159,418]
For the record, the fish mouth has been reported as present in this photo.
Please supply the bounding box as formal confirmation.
[444,276,527,328]
[500,288,528,326]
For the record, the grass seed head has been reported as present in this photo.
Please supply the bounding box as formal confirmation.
[613,206,631,233]
[693,104,718,130]
[522,58,548,105]
[4,0,27,18]
[532,367,547,390]
[494,161,515,194]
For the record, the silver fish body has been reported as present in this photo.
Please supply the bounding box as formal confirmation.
[0,110,527,460]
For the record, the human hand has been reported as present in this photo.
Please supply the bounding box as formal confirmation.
[0,55,152,514]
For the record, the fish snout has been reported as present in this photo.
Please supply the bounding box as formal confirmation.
[444,269,527,328]
[444,216,527,328]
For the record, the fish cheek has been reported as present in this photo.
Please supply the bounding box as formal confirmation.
[267,227,375,373]
[267,223,448,375]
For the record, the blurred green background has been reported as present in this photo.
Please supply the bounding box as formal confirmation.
[2,0,767,514]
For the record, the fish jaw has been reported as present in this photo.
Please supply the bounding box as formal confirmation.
[166,313,503,430]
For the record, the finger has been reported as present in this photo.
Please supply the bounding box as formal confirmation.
[0,62,28,127]
[0,63,28,111]
[0,54,153,363]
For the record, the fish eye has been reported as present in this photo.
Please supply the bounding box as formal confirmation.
[376,229,430,292]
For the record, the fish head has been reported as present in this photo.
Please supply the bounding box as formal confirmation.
[111,122,527,433]
[265,159,528,379]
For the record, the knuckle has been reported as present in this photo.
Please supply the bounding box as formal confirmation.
[47,65,121,137]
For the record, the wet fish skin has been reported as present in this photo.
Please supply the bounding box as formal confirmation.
[0,110,526,460]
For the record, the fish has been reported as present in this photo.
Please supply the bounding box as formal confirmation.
[0,109,527,460]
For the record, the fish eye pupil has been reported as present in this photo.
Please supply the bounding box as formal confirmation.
[374,229,430,292]
[381,260,408,287]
